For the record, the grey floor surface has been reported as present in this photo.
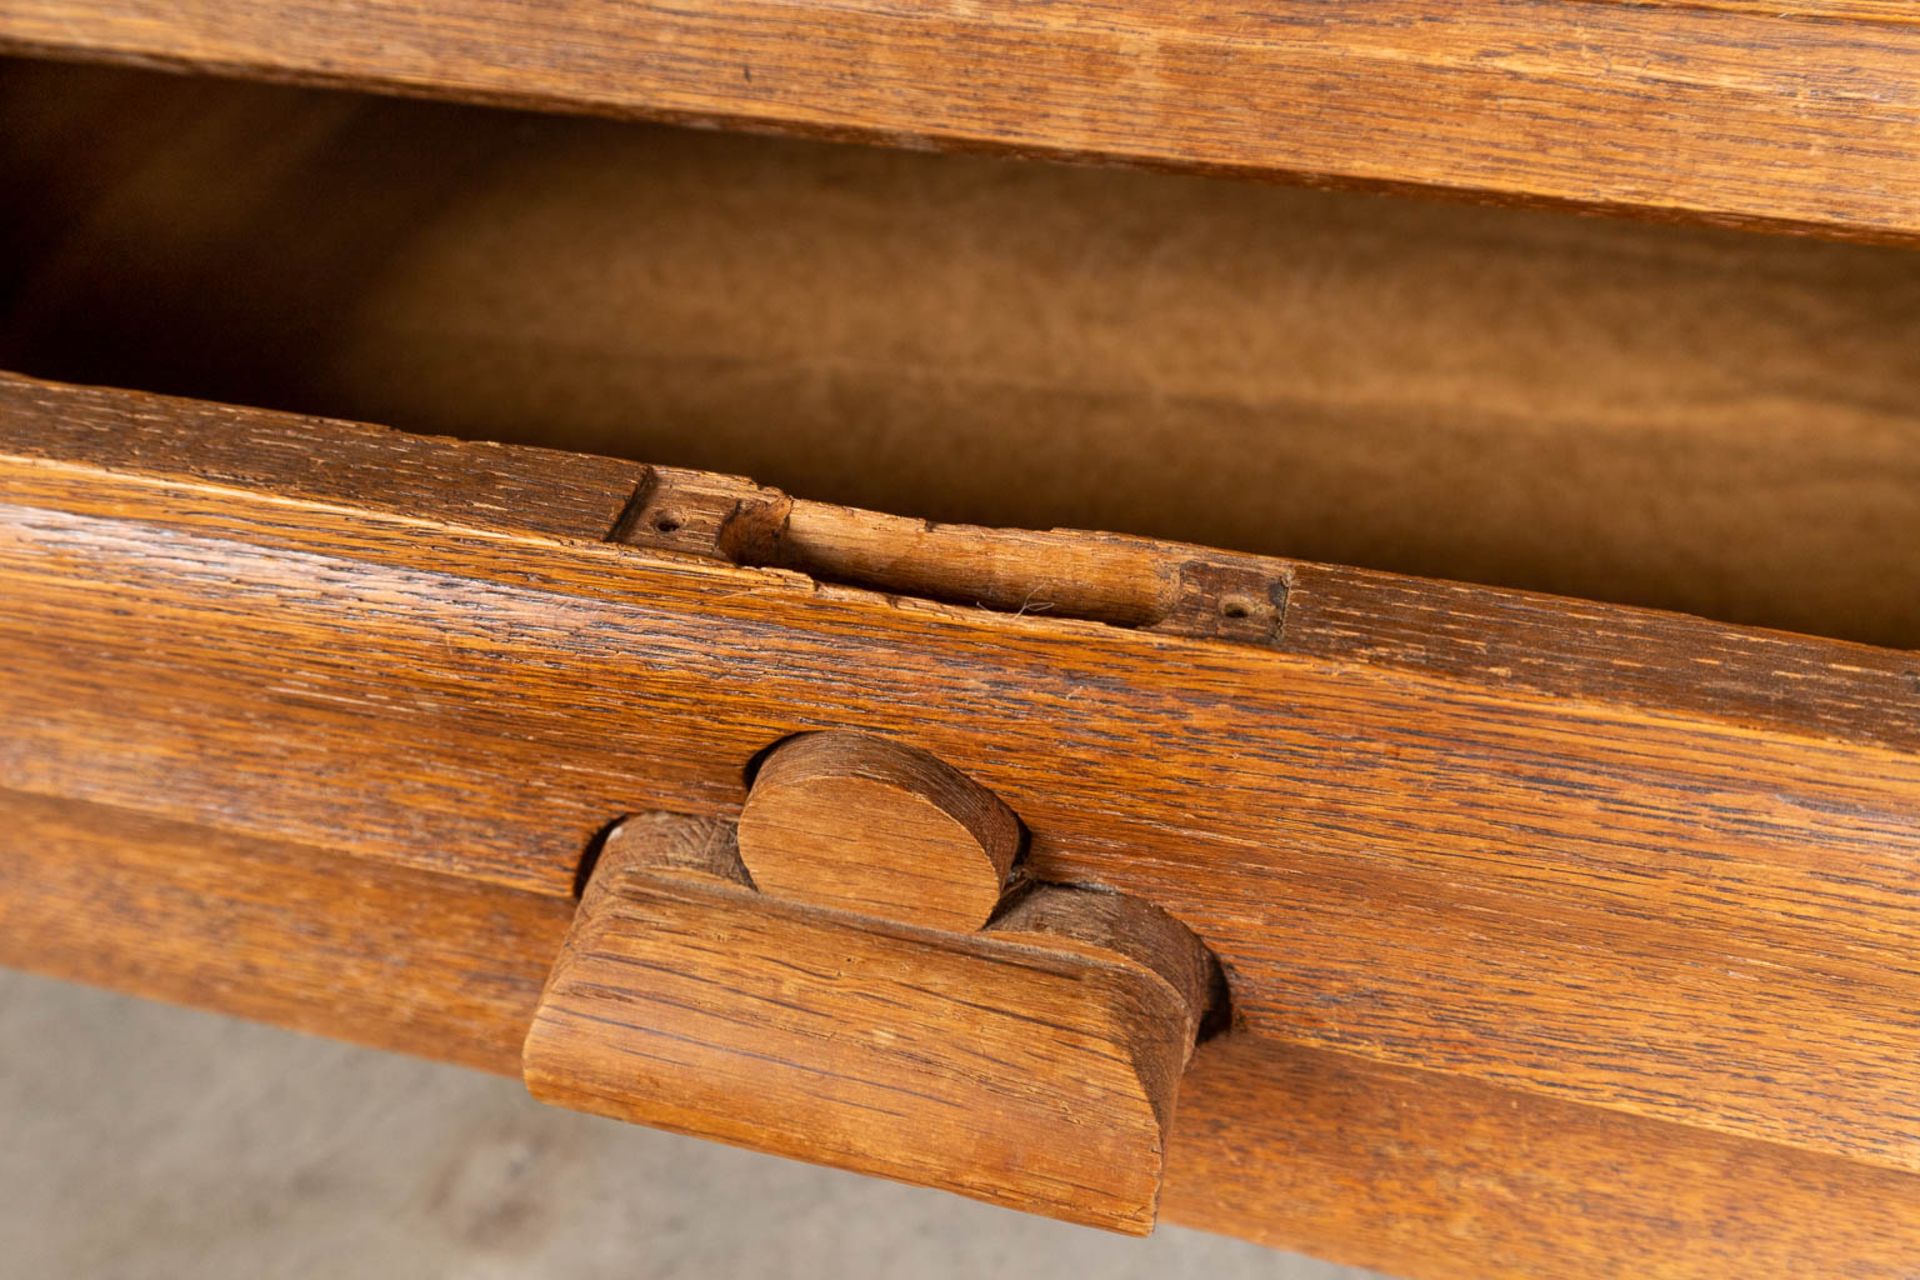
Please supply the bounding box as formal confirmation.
[0,969,1378,1279]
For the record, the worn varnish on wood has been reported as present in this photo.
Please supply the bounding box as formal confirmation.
[624,467,1291,645]
[5,787,1919,1277]
[528,734,1215,1232]
[7,61,1919,652]
[6,1,1920,241]
[734,731,1024,932]
[4,372,1920,1174]
[3,372,1920,1270]
[526,795,1215,1232]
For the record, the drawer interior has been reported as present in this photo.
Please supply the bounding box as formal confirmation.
[2,56,1916,648]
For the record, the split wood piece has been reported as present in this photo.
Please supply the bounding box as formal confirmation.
[619,466,1289,644]
[524,814,1214,1233]
[736,731,1022,932]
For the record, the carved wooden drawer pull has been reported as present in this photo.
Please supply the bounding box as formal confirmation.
[522,731,1220,1233]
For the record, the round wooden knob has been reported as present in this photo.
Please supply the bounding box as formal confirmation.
[737,731,1021,932]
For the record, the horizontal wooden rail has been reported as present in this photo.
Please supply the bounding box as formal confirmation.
[4,1,1920,242]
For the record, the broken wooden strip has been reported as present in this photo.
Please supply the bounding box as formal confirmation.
[752,501,1179,630]
[3,375,1919,1169]
[525,815,1208,1233]
[6,787,1918,1276]
[5,1,1920,240]
[617,464,1292,641]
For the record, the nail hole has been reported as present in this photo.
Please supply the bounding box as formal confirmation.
[651,510,684,534]
[1220,595,1256,620]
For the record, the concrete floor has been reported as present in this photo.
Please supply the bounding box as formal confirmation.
[0,970,1376,1279]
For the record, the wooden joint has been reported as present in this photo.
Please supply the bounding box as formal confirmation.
[610,472,1291,645]
[1154,557,1291,645]
[523,732,1220,1233]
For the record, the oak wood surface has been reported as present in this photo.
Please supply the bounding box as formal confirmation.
[4,55,1916,1268]
[5,1,1920,242]
[5,786,1918,1276]
[0,787,569,1075]
[3,373,1918,1182]
[736,731,1023,932]
[1166,1033,1920,1280]
[8,60,1920,650]
[525,813,1209,1233]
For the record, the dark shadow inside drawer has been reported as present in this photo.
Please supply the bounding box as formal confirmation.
[1,56,1915,647]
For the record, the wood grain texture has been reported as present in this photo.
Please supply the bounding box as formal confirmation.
[5,1,1920,241]
[0,787,571,1073]
[989,886,1214,1050]
[736,731,1022,932]
[3,373,1920,1176]
[6,786,1919,1275]
[0,363,649,540]
[1164,1035,1920,1280]
[9,61,1920,650]
[738,497,1186,631]
[525,814,1207,1233]
[616,461,1920,747]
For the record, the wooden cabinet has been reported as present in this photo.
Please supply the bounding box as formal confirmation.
[0,23,1917,1277]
